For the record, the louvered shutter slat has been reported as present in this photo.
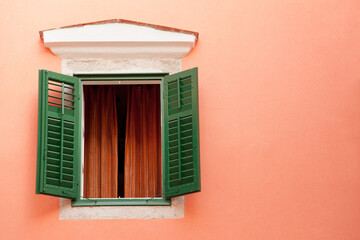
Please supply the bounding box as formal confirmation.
[164,68,200,198]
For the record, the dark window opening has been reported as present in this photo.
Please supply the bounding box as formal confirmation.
[83,84,161,199]
[115,86,127,198]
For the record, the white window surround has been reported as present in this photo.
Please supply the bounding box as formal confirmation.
[40,20,198,219]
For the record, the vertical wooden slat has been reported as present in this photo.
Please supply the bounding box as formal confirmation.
[61,82,65,115]
[59,82,65,183]
[177,77,181,109]
[177,116,182,181]
[59,118,64,183]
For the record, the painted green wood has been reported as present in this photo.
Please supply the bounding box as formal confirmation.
[163,67,201,198]
[36,71,44,194]
[72,198,171,207]
[74,72,169,79]
[37,70,198,204]
[71,72,170,206]
[36,70,81,199]
[74,73,169,82]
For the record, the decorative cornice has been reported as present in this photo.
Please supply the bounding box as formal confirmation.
[40,19,198,59]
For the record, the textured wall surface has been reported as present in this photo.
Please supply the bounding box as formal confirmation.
[1,0,360,239]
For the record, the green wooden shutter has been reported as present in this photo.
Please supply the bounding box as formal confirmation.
[164,67,200,198]
[36,70,81,199]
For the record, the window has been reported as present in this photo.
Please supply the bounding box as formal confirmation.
[36,68,200,206]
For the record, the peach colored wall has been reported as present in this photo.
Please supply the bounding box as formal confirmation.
[1,0,360,239]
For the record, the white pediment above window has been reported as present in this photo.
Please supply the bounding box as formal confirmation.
[40,19,198,59]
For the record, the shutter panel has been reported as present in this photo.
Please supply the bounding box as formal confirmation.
[36,70,81,199]
[164,67,200,198]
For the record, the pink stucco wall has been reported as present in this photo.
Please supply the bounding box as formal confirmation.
[1,0,360,239]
